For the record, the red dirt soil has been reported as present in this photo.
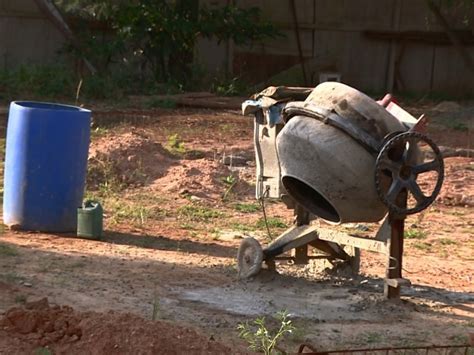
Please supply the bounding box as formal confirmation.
[0,298,241,355]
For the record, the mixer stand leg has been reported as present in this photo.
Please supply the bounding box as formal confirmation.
[384,199,411,299]
[263,204,318,260]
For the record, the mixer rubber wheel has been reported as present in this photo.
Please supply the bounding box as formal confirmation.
[237,237,263,279]
[375,131,444,216]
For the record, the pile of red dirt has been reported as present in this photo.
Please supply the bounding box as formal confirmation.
[0,298,240,354]
[151,158,236,198]
[87,130,178,190]
[87,129,250,199]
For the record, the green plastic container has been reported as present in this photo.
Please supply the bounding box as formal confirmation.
[77,201,103,239]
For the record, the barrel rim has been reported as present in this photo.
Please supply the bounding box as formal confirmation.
[11,101,91,114]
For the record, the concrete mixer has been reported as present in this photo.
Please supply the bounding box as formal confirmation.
[238,82,444,299]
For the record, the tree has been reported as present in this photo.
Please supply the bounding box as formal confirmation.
[56,0,281,86]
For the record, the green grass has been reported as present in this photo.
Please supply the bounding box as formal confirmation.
[0,243,19,257]
[177,204,224,222]
[0,272,24,284]
[404,229,427,240]
[145,97,177,109]
[234,203,260,213]
[230,222,257,232]
[108,201,166,226]
[34,347,52,355]
[179,222,197,230]
[166,133,186,154]
[413,241,433,251]
[90,126,109,138]
[256,217,288,229]
[15,294,27,304]
[358,331,383,344]
[437,238,458,246]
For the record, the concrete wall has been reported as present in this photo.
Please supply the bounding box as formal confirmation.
[201,0,474,97]
[0,0,65,69]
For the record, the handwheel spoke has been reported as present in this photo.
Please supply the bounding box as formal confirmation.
[386,179,403,203]
[412,160,439,174]
[402,138,416,164]
[408,180,426,203]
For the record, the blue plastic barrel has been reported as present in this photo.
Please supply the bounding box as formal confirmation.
[3,102,91,232]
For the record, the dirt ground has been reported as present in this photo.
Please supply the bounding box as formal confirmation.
[0,99,473,354]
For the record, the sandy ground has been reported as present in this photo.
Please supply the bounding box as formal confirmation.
[0,103,473,353]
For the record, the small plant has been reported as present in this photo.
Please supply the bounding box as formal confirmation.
[146,97,177,109]
[363,331,383,344]
[234,203,260,213]
[91,126,109,138]
[212,77,246,96]
[15,294,27,304]
[222,174,238,201]
[256,217,287,229]
[34,348,52,355]
[177,205,223,222]
[404,229,427,240]
[222,174,237,186]
[437,238,457,246]
[230,222,256,232]
[413,241,433,251]
[237,310,295,355]
[0,243,19,257]
[166,133,186,154]
[151,295,160,321]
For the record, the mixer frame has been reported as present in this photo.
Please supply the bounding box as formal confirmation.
[238,89,444,300]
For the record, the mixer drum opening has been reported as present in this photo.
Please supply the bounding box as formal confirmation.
[282,176,340,223]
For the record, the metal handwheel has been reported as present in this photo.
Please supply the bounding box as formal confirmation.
[237,237,263,279]
[375,131,444,216]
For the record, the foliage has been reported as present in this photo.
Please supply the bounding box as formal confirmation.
[211,77,247,96]
[404,229,428,240]
[0,65,75,100]
[55,0,281,88]
[0,63,154,101]
[234,203,260,213]
[177,205,223,222]
[0,243,19,257]
[166,134,186,154]
[145,98,177,109]
[237,310,295,355]
[256,217,287,229]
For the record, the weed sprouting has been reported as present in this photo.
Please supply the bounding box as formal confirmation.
[0,243,19,257]
[34,347,52,355]
[91,126,109,138]
[222,174,237,186]
[404,229,427,240]
[413,241,433,251]
[166,133,186,154]
[437,238,457,246]
[222,174,238,201]
[177,205,223,222]
[151,295,161,321]
[146,97,177,109]
[234,203,260,213]
[230,222,257,232]
[256,217,287,229]
[237,310,295,355]
[15,294,27,304]
[362,331,383,344]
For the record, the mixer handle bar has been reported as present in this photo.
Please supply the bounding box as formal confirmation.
[282,102,382,154]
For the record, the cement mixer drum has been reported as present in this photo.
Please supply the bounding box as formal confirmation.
[276,82,409,224]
